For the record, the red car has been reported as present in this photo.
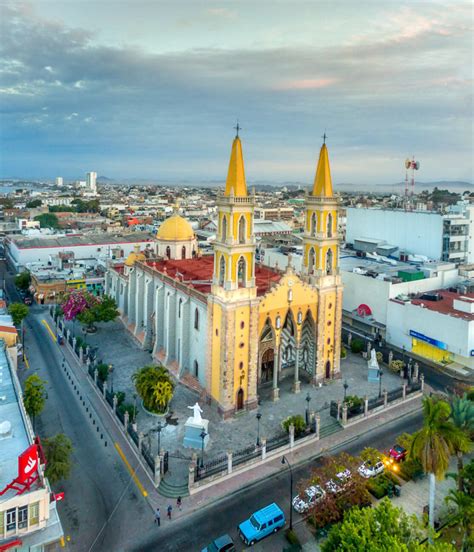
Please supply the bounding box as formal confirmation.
[389,444,407,462]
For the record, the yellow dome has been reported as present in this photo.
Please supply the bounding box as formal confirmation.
[125,250,146,266]
[157,214,194,241]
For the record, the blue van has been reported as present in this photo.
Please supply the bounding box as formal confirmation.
[238,503,285,546]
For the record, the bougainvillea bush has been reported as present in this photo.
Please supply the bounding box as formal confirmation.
[61,291,118,331]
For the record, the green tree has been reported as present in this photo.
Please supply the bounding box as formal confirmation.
[15,271,31,291]
[34,212,59,229]
[350,338,364,354]
[445,489,474,551]
[133,365,174,414]
[23,374,47,430]
[322,498,455,552]
[282,415,306,436]
[26,199,42,208]
[410,397,471,539]
[450,394,474,490]
[8,302,29,326]
[44,434,73,485]
[49,205,75,213]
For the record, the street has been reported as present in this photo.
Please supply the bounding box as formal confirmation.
[133,410,423,552]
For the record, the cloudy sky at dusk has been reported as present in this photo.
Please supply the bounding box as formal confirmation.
[0,1,472,185]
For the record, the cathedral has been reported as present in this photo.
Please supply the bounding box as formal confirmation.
[106,134,343,418]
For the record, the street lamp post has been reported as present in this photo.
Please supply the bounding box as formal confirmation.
[133,393,138,423]
[402,346,406,377]
[200,429,207,468]
[256,412,262,447]
[343,379,349,401]
[108,364,114,394]
[157,421,162,455]
[378,368,383,398]
[281,456,293,530]
[305,392,311,426]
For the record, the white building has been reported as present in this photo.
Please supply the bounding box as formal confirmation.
[5,232,156,272]
[55,177,63,187]
[346,207,470,264]
[86,172,97,194]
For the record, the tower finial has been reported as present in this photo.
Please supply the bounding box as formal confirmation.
[322,130,327,145]
[234,121,241,138]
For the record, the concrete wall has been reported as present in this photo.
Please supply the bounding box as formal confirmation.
[346,208,444,260]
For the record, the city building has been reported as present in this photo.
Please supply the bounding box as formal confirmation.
[5,232,155,272]
[86,172,97,195]
[254,207,294,221]
[107,136,343,416]
[54,177,63,187]
[346,207,471,264]
[0,343,64,549]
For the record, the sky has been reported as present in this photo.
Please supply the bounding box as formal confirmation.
[0,0,472,185]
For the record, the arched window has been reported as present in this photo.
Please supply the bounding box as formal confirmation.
[308,247,315,274]
[237,257,246,287]
[327,213,333,238]
[194,360,199,377]
[181,245,186,259]
[194,308,199,330]
[326,248,333,275]
[310,212,317,237]
[166,246,171,259]
[222,215,227,242]
[238,216,246,244]
[219,255,226,286]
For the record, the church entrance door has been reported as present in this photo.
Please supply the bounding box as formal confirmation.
[261,349,274,383]
[236,388,244,410]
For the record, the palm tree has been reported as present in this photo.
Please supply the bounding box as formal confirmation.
[450,394,474,490]
[132,365,174,414]
[410,396,470,541]
[445,488,474,551]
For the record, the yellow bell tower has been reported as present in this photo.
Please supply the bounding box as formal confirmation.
[207,128,259,417]
[302,137,343,380]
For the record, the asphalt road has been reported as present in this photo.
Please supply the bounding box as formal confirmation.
[133,410,423,552]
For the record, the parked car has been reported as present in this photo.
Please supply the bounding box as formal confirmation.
[292,485,326,513]
[238,503,285,546]
[389,445,407,463]
[358,460,384,479]
[326,469,351,494]
[201,534,235,552]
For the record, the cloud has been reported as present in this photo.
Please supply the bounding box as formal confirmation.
[0,2,472,183]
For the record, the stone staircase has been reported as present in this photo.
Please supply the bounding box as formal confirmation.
[158,479,190,498]
[319,419,343,440]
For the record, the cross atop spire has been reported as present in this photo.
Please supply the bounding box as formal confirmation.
[322,131,327,145]
[234,121,241,138]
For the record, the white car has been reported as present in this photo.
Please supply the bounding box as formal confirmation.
[358,460,384,479]
[292,485,326,513]
[326,469,351,494]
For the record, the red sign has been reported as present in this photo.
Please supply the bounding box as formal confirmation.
[357,304,372,317]
[54,492,65,502]
[18,444,39,483]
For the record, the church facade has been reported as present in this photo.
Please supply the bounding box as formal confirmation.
[106,135,343,418]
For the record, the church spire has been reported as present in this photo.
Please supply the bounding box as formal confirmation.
[224,133,247,197]
[312,142,333,197]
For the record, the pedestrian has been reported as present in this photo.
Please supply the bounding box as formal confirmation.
[154,507,160,526]
[176,496,182,511]
[167,504,172,520]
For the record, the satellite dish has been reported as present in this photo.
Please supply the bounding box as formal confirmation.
[415,161,420,170]
[405,159,411,169]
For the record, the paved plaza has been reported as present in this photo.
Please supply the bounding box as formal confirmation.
[62,318,406,462]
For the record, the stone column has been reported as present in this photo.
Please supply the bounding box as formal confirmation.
[124,411,130,430]
[189,463,196,490]
[272,342,280,402]
[113,395,118,413]
[420,373,425,392]
[73,337,77,351]
[336,399,341,422]
[154,455,161,486]
[86,345,90,358]
[227,451,233,474]
[79,347,83,363]
[347,332,352,347]
[315,413,320,440]
[402,383,407,400]
[66,329,71,342]
[413,362,419,382]
[102,381,107,399]
[364,395,369,417]
[138,431,144,452]
[289,424,295,448]
[86,358,91,371]
[342,403,348,425]
[388,350,393,366]
[367,341,371,355]
[292,343,301,394]
[383,389,388,407]
[94,369,98,384]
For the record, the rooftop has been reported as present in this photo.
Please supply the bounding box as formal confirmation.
[410,290,474,322]
[10,231,154,250]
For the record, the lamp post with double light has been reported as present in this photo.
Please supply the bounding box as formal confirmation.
[305,392,311,426]
[256,412,262,447]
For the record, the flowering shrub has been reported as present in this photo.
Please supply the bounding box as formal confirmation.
[61,291,118,330]
[62,291,98,321]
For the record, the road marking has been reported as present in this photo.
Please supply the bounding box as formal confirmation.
[24,354,30,370]
[41,319,57,342]
[114,442,148,497]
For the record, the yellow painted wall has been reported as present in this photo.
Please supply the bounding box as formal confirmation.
[230,251,254,282]
[232,306,251,401]
[211,302,223,400]
[412,338,452,363]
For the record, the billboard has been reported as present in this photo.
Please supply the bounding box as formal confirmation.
[18,444,39,483]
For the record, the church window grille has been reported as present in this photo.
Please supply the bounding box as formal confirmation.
[166,246,171,259]
[222,215,227,241]
[326,249,333,275]
[237,257,246,287]
[238,216,246,244]
[310,213,317,236]
[327,213,333,237]
[182,246,186,259]
[219,255,226,286]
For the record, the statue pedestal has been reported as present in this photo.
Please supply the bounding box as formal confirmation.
[368,366,380,383]
[183,417,209,449]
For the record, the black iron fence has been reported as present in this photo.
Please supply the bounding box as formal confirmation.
[141,443,155,472]
[194,453,229,481]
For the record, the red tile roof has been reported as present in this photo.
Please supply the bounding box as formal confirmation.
[410,290,474,322]
[144,255,281,295]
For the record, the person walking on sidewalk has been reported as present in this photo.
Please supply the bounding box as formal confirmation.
[154,508,161,526]
[167,504,173,520]
[176,496,182,511]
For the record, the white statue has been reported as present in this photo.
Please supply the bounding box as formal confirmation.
[188,402,203,424]
[369,348,379,368]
